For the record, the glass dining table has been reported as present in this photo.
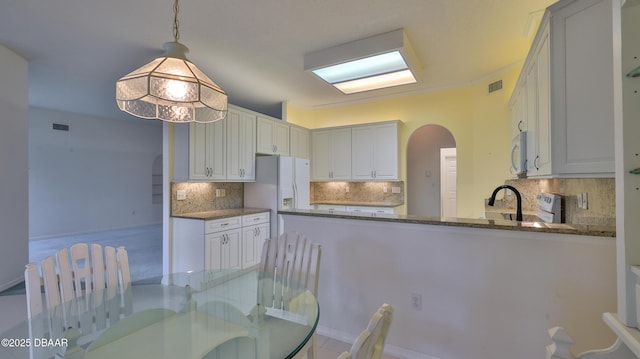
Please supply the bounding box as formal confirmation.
[0,268,319,359]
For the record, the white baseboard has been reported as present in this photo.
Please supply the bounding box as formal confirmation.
[316,325,440,359]
[0,276,25,293]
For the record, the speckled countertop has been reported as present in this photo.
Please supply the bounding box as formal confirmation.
[172,208,270,220]
[311,200,404,207]
[278,209,616,238]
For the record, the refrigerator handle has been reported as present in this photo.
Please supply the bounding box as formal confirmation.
[293,182,298,208]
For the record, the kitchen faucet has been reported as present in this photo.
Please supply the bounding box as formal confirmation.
[487,185,523,221]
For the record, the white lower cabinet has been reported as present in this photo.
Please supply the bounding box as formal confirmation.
[241,212,270,268]
[346,206,394,214]
[314,204,347,212]
[172,212,270,273]
[313,204,395,214]
[205,229,241,271]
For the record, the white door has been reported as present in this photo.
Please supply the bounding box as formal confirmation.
[440,148,457,218]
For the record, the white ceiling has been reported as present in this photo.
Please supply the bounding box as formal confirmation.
[0,0,556,120]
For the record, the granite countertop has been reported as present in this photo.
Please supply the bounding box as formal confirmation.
[172,208,270,220]
[311,200,404,207]
[278,209,616,238]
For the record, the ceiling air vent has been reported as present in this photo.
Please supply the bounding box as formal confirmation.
[52,123,69,131]
[488,80,503,94]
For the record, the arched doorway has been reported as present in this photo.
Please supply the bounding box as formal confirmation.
[407,125,456,217]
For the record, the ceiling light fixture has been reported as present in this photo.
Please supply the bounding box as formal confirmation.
[304,29,422,94]
[116,0,227,123]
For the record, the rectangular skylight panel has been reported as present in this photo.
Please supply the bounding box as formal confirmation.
[312,51,408,84]
[333,69,417,94]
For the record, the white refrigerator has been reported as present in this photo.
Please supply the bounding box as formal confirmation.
[244,156,310,238]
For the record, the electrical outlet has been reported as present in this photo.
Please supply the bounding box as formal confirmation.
[410,293,422,311]
[176,190,186,200]
[392,187,401,194]
[345,186,349,193]
[215,189,221,197]
[383,185,388,193]
[582,192,588,210]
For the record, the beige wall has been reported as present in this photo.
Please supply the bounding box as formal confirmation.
[286,65,520,218]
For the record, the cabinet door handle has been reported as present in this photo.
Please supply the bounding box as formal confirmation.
[257,227,261,236]
[518,120,523,132]
[374,170,377,178]
[534,155,540,170]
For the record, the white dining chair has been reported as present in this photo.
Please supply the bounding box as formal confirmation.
[25,243,133,334]
[337,303,394,359]
[258,232,321,359]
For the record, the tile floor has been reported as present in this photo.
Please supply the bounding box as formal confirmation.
[0,225,400,359]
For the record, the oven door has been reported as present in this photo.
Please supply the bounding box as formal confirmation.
[510,131,527,177]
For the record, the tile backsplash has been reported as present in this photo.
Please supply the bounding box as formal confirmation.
[171,182,243,215]
[486,178,615,226]
[311,181,404,204]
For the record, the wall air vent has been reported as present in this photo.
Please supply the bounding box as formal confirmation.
[488,80,503,94]
[52,123,69,131]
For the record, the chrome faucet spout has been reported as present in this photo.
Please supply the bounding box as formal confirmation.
[487,185,523,221]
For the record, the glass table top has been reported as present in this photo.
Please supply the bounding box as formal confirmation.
[0,268,319,359]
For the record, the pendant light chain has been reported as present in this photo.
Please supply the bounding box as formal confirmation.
[172,0,180,42]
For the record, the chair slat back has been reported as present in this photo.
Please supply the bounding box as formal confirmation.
[24,263,50,359]
[258,232,321,312]
[41,256,61,309]
[371,303,394,359]
[117,246,133,316]
[104,246,119,290]
[117,246,131,289]
[24,244,133,343]
[345,303,394,359]
[70,243,92,297]
[56,248,75,303]
[25,263,43,319]
[41,255,67,336]
[91,243,105,291]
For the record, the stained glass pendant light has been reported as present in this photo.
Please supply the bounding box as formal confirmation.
[116,0,227,123]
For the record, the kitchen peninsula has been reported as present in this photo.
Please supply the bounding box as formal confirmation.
[280,209,616,237]
[279,209,616,359]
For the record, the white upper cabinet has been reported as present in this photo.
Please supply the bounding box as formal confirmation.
[311,128,352,180]
[511,0,616,178]
[189,120,226,180]
[289,125,310,159]
[226,107,256,181]
[173,104,304,182]
[257,115,290,156]
[351,121,399,180]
